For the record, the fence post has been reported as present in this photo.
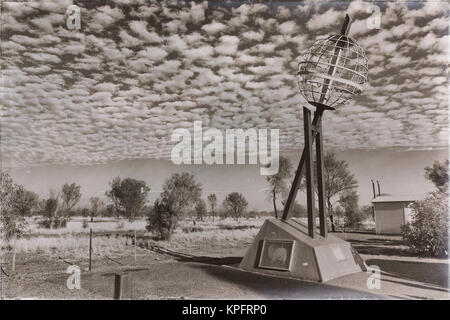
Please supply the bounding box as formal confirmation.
[0,255,3,300]
[114,273,133,300]
[134,229,137,264]
[11,234,16,274]
[89,228,92,271]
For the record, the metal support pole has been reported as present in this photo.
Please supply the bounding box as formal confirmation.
[371,179,376,198]
[304,107,316,238]
[282,108,323,220]
[315,118,327,237]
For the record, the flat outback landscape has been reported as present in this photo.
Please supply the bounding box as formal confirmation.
[1,0,449,303]
[2,216,448,300]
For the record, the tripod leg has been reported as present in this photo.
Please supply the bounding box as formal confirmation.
[282,108,324,221]
[316,119,328,237]
[304,107,316,238]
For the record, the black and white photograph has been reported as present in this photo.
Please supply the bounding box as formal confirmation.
[0,0,449,303]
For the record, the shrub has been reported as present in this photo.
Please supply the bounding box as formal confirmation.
[402,191,448,257]
[37,219,52,229]
[51,216,67,229]
[182,226,204,233]
[344,208,364,229]
[146,198,178,240]
[37,216,68,229]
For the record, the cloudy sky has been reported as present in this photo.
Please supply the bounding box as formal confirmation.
[1,1,449,208]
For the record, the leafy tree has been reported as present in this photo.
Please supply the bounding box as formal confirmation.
[105,177,150,221]
[207,193,217,221]
[89,197,104,222]
[0,172,26,242]
[360,204,374,220]
[9,186,39,217]
[223,192,248,221]
[160,172,202,215]
[266,156,292,219]
[146,198,177,240]
[425,160,449,193]
[61,183,81,215]
[39,197,58,220]
[80,207,90,217]
[195,199,207,221]
[104,204,116,217]
[291,202,307,218]
[300,152,357,232]
[1,173,38,272]
[105,177,122,218]
[339,190,361,229]
[402,191,448,257]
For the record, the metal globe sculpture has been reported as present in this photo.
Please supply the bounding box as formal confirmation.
[297,32,368,110]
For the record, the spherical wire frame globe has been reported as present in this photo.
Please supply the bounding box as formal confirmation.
[297,34,369,110]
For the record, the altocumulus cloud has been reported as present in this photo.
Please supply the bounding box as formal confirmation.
[0,0,448,168]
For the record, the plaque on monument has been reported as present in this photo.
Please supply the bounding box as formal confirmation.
[258,239,295,271]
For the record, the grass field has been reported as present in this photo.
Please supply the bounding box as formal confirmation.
[8,216,264,260]
[1,216,448,300]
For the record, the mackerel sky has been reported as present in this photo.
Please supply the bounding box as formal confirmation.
[1,0,449,169]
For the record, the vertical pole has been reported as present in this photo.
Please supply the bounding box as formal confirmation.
[315,116,327,237]
[134,230,137,264]
[282,109,323,220]
[377,180,381,196]
[114,274,122,300]
[371,180,376,198]
[304,107,316,238]
[89,228,93,271]
[0,254,3,300]
[11,234,16,274]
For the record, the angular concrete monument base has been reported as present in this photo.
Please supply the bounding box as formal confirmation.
[239,218,366,282]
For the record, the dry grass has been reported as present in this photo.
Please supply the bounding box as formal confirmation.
[25,217,147,235]
[11,216,374,259]
[14,235,128,260]
[10,216,266,259]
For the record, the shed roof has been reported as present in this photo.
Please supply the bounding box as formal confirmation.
[371,195,425,203]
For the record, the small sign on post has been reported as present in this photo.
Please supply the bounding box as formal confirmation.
[114,273,133,300]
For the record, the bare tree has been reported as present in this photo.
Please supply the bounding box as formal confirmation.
[89,197,104,222]
[266,156,292,219]
[207,193,217,221]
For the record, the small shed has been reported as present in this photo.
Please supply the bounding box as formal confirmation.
[371,195,423,234]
